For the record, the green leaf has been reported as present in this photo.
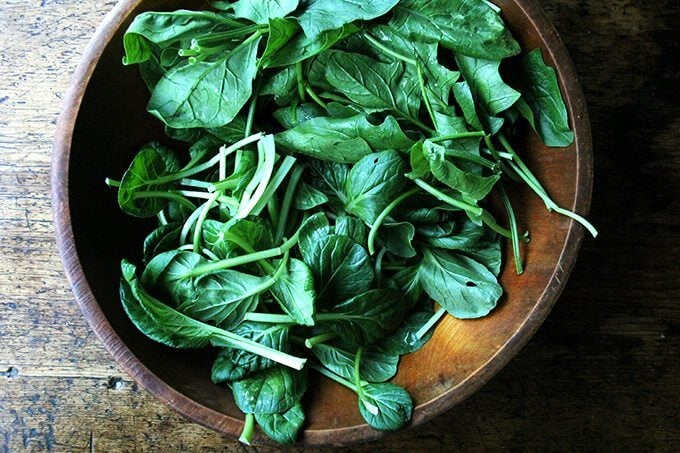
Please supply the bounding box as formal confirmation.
[312,344,399,383]
[120,260,212,349]
[432,109,484,155]
[319,288,406,347]
[232,0,300,24]
[260,18,300,66]
[270,258,316,326]
[296,0,399,39]
[363,25,459,103]
[276,114,414,163]
[419,248,502,319]
[302,234,374,305]
[294,182,329,210]
[335,216,368,248]
[142,250,206,305]
[143,223,182,265]
[233,366,307,414]
[212,322,290,382]
[380,222,417,259]
[406,141,430,180]
[123,10,237,65]
[516,49,575,147]
[298,212,331,261]
[181,270,271,328]
[374,310,435,355]
[254,402,305,444]
[139,53,165,92]
[461,231,503,277]
[325,51,420,119]
[418,218,485,250]
[455,54,520,116]
[202,218,275,259]
[357,383,413,431]
[307,161,349,208]
[391,265,423,306]
[452,80,505,134]
[266,24,360,68]
[118,142,182,218]
[261,66,297,105]
[422,140,500,201]
[345,150,409,224]
[148,35,262,129]
[391,0,520,60]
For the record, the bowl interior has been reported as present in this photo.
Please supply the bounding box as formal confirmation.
[61,0,590,445]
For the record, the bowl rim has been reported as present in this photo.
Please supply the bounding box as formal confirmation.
[51,0,593,446]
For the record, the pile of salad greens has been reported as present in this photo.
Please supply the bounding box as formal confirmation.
[107,0,597,444]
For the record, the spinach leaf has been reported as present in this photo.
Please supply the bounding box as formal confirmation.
[455,54,520,116]
[419,247,502,319]
[516,49,575,147]
[274,103,326,129]
[254,402,305,444]
[307,161,349,207]
[143,223,182,265]
[380,222,417,259]
[391,0,520,60]
[357,382,413,431]
[202,218,274,259]
[391,264,422,306]
[319,288,406,347]
[362,25,459,103]
[301,234,374,305]
[334,216,368,248]
[266,24,360,68]
[148,35,262,129]
[325,51,420,120]
[260,18,300,66]
[312,344,399,383]
[294,182,329,210]
[212,322,290,382]
[261,66,297,104]
[461,231,503,277]
[142,250,206,305]
[181,270,271,327]
[298,212,331,261]
[452,80,505,134]
[123,10,237,65]
[345,150,409,224]
[296,0,399,39]
[374,310,435,355]
[233,366,307,414]
[270,258,316,326]
[421,140,500,201]
[276,114,414,163]
[232,0,300,24]
[418,219,485,250]
[118,142,182,218]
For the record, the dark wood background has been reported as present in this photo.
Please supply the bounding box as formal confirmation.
[1,0,678,450]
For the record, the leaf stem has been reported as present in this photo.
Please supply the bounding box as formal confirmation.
[363,33,417,66]
[417,62,439,131]
[239,413,255,445]
[105,178,121,188]
[414,179,483,217]
[309,362,358,393]
[368,188,419,255]
[181,227,302,278]
[305,85,329,110]
[498,134,598,238]
[415,307,446,340]
[430,131,487,142]
[304,332,337,349]
[251,156,297,217]
[295,62,306,102]
[480,211,513,239]
[243,313,297,324]
[275,165,305,243]
[132,192,197,212]
[192,191,222,253]
[498,184,525,275]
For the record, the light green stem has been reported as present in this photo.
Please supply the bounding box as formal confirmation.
[368,188,419,255]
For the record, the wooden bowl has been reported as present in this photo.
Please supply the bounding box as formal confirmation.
[52,0,592,446]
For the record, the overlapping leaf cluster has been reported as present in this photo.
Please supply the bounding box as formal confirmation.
[110,0,596,444]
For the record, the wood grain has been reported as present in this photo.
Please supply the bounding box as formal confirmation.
[1,0,678,451]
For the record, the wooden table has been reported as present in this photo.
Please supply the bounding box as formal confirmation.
[1,1,678,450]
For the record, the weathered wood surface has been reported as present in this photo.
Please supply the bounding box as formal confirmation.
[0,0,678,451]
